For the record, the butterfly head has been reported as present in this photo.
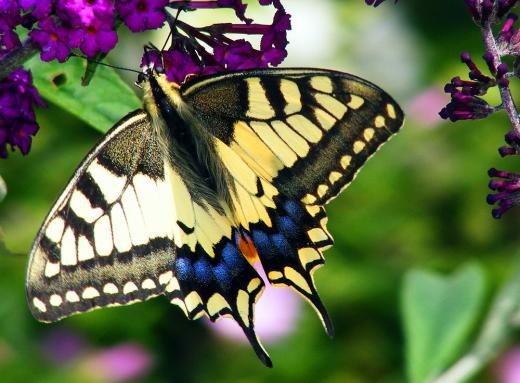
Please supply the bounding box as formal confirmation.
[138,62,184,122]
[137,63,165,86]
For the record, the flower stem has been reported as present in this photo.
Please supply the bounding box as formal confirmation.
[481,21,520,134]
[430,261,520,383]
[0,38,39,82]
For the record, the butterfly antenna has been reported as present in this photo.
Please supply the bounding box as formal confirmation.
[71,53,142,74]
[161,30,173,51]
[160,8,180,51]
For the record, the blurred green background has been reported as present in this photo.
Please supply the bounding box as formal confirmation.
[1,0,519,382]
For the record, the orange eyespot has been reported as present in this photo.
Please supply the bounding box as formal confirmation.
[238,234,260,266]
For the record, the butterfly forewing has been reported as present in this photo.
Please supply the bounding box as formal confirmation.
[182,68,404,206]
[26,111,178,321]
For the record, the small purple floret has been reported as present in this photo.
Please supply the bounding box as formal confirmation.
[69,19,118,57]
[30,17,71,63]
[487,167,520,218]
[58,0,115,27]
[116,0,168,32]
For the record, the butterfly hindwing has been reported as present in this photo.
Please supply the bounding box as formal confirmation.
[158,158,269,364]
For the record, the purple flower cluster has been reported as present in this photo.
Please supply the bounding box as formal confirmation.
[439,52,498,122]
[0,0,291,157]
[0,68,45,158]
[487,168,520,218]
[24,0,165,61]
[440,1,520,218]
[143,0,291,84]
[464,0,518,25]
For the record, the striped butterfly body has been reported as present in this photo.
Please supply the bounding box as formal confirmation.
[26,68,403,367]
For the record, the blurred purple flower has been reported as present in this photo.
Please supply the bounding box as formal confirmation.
[0,68,45,158]
[207,264,300,344]
[497,345,520,383]
[80,343,153,383]
[408,88,449,128]
[41,328,87,364]
[116,0,168,32]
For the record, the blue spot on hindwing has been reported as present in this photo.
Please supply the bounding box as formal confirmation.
[276,216,299,239]
[213,263,232,290]
[222,243,246,273]
[194,258,213,286]
[283,199,305,221]
[271,233,292,256]
[252,230,272,258]
[176,257,194,281]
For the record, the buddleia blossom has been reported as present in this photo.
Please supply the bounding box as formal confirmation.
[464,0,518,25]
[487,168,520,218]
[0,68,46,158]
[142,0,292,84]
[439,52,498,122]
[440,0,520,218]
[0,0,294,157]
[116,0,169,33]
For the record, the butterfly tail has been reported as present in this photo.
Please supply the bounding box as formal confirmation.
[248,196,335,337]
[163,234,272,365]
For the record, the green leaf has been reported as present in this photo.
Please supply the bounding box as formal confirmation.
[402,263,486,383]
[26,57,141,133]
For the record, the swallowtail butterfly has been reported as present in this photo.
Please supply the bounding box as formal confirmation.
[26,67,404,367]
